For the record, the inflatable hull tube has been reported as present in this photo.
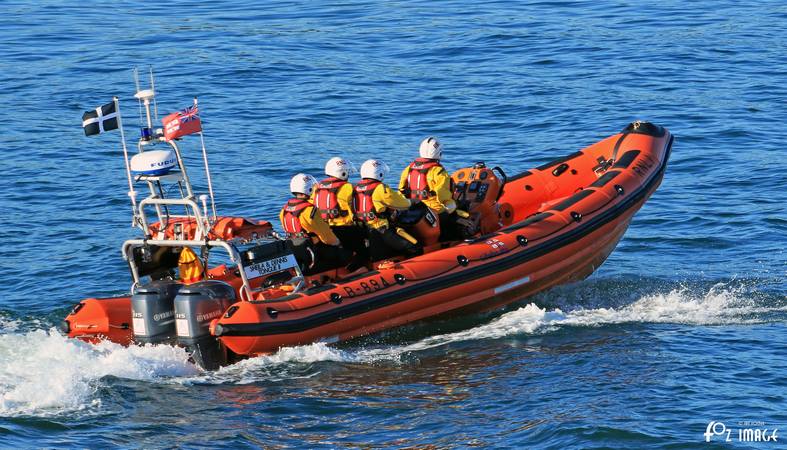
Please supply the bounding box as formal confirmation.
[63,123,672,365]
[213,123,673,356]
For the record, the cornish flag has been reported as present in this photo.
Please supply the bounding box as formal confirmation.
[162,105,202,141]
[82,101,119,136]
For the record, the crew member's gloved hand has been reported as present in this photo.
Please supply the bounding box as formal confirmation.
[456,217,474,228]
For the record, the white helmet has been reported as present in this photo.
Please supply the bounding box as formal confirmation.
[325,157,355,180]
[289,173,316,196]
[419,136,443,160]
[360,159,390,181]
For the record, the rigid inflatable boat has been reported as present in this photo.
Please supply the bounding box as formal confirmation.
[62,76,672,369]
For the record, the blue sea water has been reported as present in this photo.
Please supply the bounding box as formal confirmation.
[0,0,786,448]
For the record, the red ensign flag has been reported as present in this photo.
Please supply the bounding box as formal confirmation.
[163,105,202,141]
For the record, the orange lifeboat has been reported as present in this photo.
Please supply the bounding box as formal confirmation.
[213,121,673,355]
[62,121,673,367]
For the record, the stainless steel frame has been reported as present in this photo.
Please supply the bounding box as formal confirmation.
[115,72,304,302]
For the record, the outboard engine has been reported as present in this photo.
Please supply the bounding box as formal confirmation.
[174,280,236,370]
[131,280,182,344]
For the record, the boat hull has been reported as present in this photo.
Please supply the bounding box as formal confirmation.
[213,123,672,356]
[62,122,672,365]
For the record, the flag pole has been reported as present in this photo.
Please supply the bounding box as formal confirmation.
[195,97,218,221]
[114,96,139,224]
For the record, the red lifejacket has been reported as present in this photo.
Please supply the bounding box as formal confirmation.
[353,179,382,222]
[313,177,349,220]
[405,158,442,200]
[281,198,312,236]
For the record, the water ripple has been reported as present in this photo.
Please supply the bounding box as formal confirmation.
[1,0,786,447]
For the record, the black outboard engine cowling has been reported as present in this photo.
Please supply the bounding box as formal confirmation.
[174,280,236,370]
[131,280,182,344]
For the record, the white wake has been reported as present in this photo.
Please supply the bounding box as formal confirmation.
[189,283,785,383]
[0,283,782,416]
[0,328,198,417]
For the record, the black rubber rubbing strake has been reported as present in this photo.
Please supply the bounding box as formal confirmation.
[591,170,620,188]
[251,293,301,304]
[536,151,584,171]
[612,150,641,169]
[305,283,337,295]
[552,189,593,212]
[342,270,380,283]
[502,212,553,232]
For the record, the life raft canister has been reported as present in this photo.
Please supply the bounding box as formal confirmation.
[353,179,382,222]
[406,158,442,200]
[178,247,204,284]
[281,198,312,237]
[314,177,348,220]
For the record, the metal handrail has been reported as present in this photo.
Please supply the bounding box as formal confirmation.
[121,238,253,300]
[137,197,210,239]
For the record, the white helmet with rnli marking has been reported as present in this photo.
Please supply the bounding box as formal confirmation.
[360,159,390,181]
[419,136,443,160]
[290,173,317,196]
[325,157,356,181]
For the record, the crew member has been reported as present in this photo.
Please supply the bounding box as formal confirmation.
[398,136,460,241]
[312,157,366,268]
[355,159,421,262]
[281,173,350,274]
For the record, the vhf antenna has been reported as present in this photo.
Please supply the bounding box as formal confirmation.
[133,67,144,130]
[133,67,156,143]
[149,66,159,124]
